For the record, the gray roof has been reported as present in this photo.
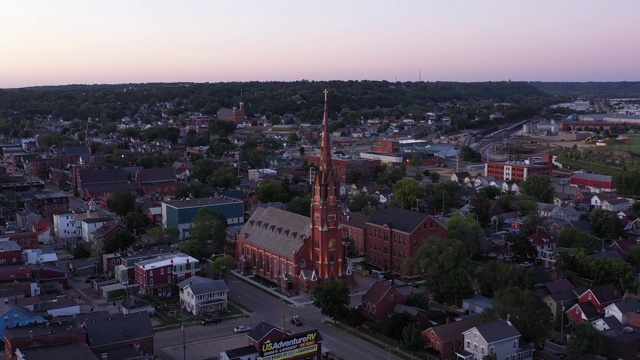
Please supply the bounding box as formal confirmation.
[0,240,21,252]
[15,342,98,360]
[177,276,230,295]
[572,172,612,182]
[163,196,242,209]
[85,183,137,194]
[79,169,127,185]
[368,206,443,233]
[63,146,91,155]
[610,298,640,313]
[472,320,521,343]
[240,206,310,258]
[84,312,154,347]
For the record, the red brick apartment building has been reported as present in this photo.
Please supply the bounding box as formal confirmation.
[366,206,447,277]
[307,155,380,183]
[485,154,553,181]
[341,212,369,256]
[373,138,400,153]
[33,192,69,218]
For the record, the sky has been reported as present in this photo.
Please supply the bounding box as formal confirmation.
[1,0,639,88]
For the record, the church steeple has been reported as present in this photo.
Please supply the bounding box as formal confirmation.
[310,89,343,281]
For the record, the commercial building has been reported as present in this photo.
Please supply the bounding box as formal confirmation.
[570,172,614,191]
[484,154,553,181]
[161,196,244,240]
[307,155,380,183]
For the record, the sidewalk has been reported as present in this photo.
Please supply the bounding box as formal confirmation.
[230,271,371,307]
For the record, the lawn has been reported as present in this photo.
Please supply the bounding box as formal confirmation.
[601,134,640,153]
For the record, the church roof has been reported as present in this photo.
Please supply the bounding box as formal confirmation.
[240,207,310,258]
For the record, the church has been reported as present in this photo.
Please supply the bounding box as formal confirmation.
[237,90,353,296]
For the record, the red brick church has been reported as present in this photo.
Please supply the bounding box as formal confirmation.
[237,90,353,296]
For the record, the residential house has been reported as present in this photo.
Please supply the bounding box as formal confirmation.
[373,188,394,204]
[134,253,200,297]
[473,176,495,188]
[423,316,482,358]
[80,217,112,242]
[109,245,174,285]
[602,198,630,213]
[591,193,619,208]
[90,221,129,253]
[600,326,640,360]
[177,276,230,315]
[0,241,23,265]
[52,208,101,239]
[457,320,533,360]
[0,300,47,345]
[360,281,408,320]
[553,207,581,222]
[15,342,98,360]
[529,232,556,260]
[604,298,640,325]
[173,161,193,180]
[461,295,494,314]
[566,284,622,325]
[537,202,556,218]
[32,192,69,219]
[451,172,471,185]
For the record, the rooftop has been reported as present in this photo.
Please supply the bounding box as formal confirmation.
[163,196,242,209]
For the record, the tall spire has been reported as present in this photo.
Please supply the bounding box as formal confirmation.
[319,89,332,173]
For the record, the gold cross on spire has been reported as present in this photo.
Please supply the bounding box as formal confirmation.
[324,89,328,102]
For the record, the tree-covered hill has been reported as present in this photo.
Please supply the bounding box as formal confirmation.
[0,81,552,122]
[529,81,640,98]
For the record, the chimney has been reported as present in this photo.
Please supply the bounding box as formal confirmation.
[506,314,512,326]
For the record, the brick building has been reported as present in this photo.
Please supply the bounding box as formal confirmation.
[341,212,369,256]
[73,168,129,197]
[372,138,400,153]
[32,192,69,218]
[570,172,614,191]
[217,103,245,124]
[307,155,380,183]
[134,253,200,297]
[5,321,86,360]
[186,115,211,133]
[366,206,447,277]
[484,154,553,181]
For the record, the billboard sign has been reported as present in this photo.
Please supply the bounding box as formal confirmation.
[259,330,320,360]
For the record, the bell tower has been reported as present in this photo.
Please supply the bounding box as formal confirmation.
[310,90,344,281]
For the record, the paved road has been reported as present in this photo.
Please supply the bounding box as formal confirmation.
[155,277,401,360]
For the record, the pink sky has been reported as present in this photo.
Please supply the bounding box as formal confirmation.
[1,0,638,88]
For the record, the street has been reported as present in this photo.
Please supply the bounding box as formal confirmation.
[155,277,401,360]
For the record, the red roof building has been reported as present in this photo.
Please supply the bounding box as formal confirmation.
[485,154,553,181]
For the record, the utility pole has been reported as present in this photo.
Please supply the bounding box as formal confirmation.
[182,325,186,360]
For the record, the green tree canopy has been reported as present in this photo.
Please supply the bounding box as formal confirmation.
[519,174,554,203]
[106,191,136,217]
[209,164,240,189]
[104,230,136,254]
[588,208,624,239]
[286,195,311,217]
[190,208,228,253]
[181,239,207,260]
[256,180,291,203]
[391,179,425,210]
[377,166,405,187]
[557,227,601,252]
[312,280,350,323]
[191,158,216,183]
[402,323,425,353]
[345,169,362,184]
[481,286,552,347]
[446,213,484,256]
[404,237,471,305]
[567,322,603,356]
[347,193,379,213]
[409,154,423,171]
[123,212,150,235]
[208,255,237,280]
[148,226,179,245]
[480,261,534,297]
[588,257,638,294]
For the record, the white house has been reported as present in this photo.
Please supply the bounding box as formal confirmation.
[591,194,619,208]
[53,210,101,239]
[80,217,111,242]
[178,276,230,316]
[457,320,533,360]
[536,202,556,218]
[602,198,630,213]
[22,248,58,265]
[553,207,581,222]
[603,298,640,325]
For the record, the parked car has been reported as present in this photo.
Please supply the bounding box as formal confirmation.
[290,316,303,326]
[520,262,532,268]
[85,274,104,283]
[234,325,251,333]
[202,317,222,326]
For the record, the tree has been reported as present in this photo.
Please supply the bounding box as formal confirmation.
[556,227,600,252]
[148,226,179,245]
[256,180,291,203]
[391,179,425,210]
[432,181,464,213]
[312,280,350,324]
[286,195,311,217]
[286,132,300,147]
[510,234,537,261]
[345,169,362,184]
[175,183,211,199]
[123,212,150,235]
[481,286,552,347]
[409,154,423,172]
[103,230,136,254]
[588,208,624,239]
[404,237,471,305]
[73,241,92,259]
[446,213,484,256]
[106,191,135,217]
[519,174,554,203]
[191,159,216,183]
[181,239,207,260]
[377,166,405,187]
[190,208,228,253]
[567,322,603,356]
[405,293,429,310]
[347,193,378,212]
[480,261,534,297]
[460,146,482,162]
[588,257,638,294]
[209,164,240,189]
[470,194,492,227]
[208,255,236,280]
[402,323,425,353]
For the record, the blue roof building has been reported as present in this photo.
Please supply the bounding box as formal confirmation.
[161,196,244,239]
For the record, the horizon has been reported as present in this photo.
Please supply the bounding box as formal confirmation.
[2,0,639,89]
